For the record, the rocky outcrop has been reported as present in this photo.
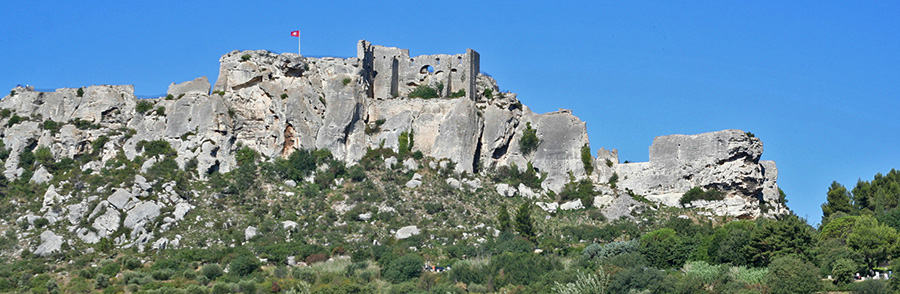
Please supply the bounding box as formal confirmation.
[615,130,786,218]
[0,40,787,229]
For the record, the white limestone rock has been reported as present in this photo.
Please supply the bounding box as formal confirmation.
[517,183,540,199]
[173,203,192,221]
[167,76,211,96]
[67,203,87,225]
[124,202,161,229]
[282,221,298,230]
[446,178,462,190]
[536,202,559,213]
[108,188,134,211]
[92,208,121,238]
[31,166,52,184]
[560,199,584,210]
[34,230,63,257]
[402,158,418,172]
[245,226,258,240]
[395,225,420,240]
[495,183,516,197]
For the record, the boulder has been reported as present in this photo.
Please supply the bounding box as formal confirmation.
[495,183,516,197]
[536,202,559,213]
[92,208,121,238]
[560,199,584,210]
[245,226,257,240]
[124,202,161,229]
[108,188,134,210]
[34,230,63,257]
[31,166,52,184]
[395,225,420,240]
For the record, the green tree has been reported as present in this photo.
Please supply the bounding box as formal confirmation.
[822,181,853,219]
[581,144,593,175]
[745,214,816,267]
[639,228,686,269]
[519,122,540,155]
[497,204,512,232]
[515,202,535,241]
[831,258,856,286]
[767,255,821,294]
[847,215,899,274]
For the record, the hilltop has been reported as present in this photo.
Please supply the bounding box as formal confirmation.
[0,41,794,293]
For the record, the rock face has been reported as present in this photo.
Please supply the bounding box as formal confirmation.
[0,40,787,224]
[616,130,786,218]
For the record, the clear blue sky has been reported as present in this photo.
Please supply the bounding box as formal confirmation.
[2,1,898,224]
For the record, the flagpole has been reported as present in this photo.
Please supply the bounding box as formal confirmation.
[298,30,301,56]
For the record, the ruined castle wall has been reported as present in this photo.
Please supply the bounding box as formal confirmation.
[357,40,479,100]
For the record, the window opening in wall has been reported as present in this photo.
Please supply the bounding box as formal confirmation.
[410,58,415,66]
[458,56,462,65]
[436,58,440,65]
[420,65,434,74]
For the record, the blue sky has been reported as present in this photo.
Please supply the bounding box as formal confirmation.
[2,1,898,223]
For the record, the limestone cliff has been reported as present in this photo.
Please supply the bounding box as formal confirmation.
[0,40,787,223]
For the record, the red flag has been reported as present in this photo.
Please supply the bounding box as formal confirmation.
[290,30,300,37]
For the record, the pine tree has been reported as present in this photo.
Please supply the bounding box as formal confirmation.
[498,204,511,232]
[515,202,535,240]
[822,181,853,219]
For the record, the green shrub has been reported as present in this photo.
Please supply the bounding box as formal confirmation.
[98,260,121,276]
[76,87,84,97]
[639,228,687,269]
[238,280,256,293]
[397,131,412,158]
[165,94,174,100]
[831,258,855,285]
[94,273,110,289]
[5,115,23,127]
[136,100,154,114]
[408,84,439,99]
[241,54,251,61]
[123,257,142,270]
[608,172,619,189]
[229,256,259,277]
[200,264,222,280]
[382,254,424,283]
[851,280,888,294]
[155,106,165,116]
[552,269,610,294]
[767,255,820,294]
[33,218,49,228]
[8,90,14,97]
[581,144,593,175]
[449,89,466,98]
[70,118,99,130]
[484,88,493,99]
[280,93,288,99]
[519,122,539,155]
[342,77,352,86]
[212,282,236,294]
[680,187,726,205]
[41,120,60,134]
[136,140,176,158]
[0,109,10,118]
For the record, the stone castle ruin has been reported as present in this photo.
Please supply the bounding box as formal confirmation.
[358,40,480,100]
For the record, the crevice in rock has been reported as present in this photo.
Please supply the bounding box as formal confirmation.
[473,127,484,173]
[231,76,262,91]
[282,123,296,157]
[491,120,519,159]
